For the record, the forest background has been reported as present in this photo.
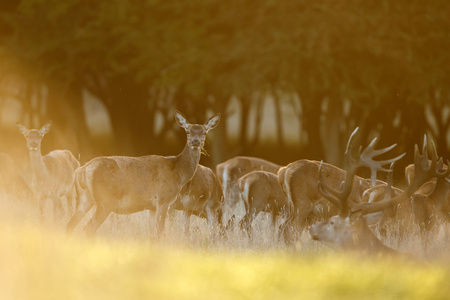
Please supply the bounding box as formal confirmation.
[1,0,449,182]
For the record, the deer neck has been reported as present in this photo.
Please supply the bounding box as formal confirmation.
[28,149,48,180]
[356,225,396,254]
[175,143,201,184]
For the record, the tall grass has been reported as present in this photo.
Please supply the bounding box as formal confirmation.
[1,192,450,299]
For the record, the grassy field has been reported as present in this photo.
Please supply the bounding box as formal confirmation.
[1,195,450,300]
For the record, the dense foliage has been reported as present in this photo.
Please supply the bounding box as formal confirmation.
[1,0,449,171]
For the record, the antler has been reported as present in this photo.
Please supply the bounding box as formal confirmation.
[318,127,404,216]
[380,162,395,202]
[354,136,450,215]
[358,137,406,187]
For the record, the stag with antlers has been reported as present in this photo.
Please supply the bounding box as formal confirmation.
[278,129,404,243]
[360,163,446,241]
[309,129,449,254]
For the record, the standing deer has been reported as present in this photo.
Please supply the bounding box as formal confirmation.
[237,170,294,237]
[309,130,449,254]
[170,164,225,237]
[216,156,281,222]
[17,122,80,220]
[66,111,220,237]
[404,162,450,221]
[360,172,444,239]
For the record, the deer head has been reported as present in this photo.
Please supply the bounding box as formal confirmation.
[175,111,220,151]
[17,121,52,152]
[310,130,449,252]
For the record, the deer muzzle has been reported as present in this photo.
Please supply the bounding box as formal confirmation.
[309,225,320,240]
[190,140,202,150]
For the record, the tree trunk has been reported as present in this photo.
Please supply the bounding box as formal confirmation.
[46,79,92,161]
[273,91,284,149]
[301,93,325,161]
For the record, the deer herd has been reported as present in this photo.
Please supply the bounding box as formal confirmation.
[2,111,450,258]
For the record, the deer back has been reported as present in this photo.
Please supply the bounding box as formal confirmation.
[43,150,80,183]
[280,159,370,217]
[175,165,224,215]
[216,156,281,206]
[238,170,291,215]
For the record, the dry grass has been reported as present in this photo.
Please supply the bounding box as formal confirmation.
[1,191,450,299]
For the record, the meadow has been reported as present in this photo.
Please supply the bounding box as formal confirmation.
[1,193,450,300]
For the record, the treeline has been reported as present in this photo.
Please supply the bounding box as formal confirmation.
[0,0,449,177]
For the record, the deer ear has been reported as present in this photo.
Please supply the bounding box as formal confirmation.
[204,113,220,132]
[349,210,363,224]
[40,122,52,135]
[364,211,383,226]
[17,122,28,135]
[175,111,190,129]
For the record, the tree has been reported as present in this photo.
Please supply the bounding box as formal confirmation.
[1,0,449,171]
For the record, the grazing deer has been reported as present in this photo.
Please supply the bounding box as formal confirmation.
[278,160,371,232]
[237,170,294,237]
[17,122,80,220]
[309,129,449,255]
[216,156,281,221]
[66,111,220,237]
[170,164,225,237]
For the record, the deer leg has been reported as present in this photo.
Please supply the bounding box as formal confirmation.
[270,210,278,228]
[225,215,236,231]
[59,196,68,221]
[215,207,226,238]
[239,212,254,238]
[167,202,176,222]
[84,205,110,236]
[295,201,314,230]
[278,204,295,244]
[54,193,71,224]
[205,204,218,228]
[63,189,75,221]
[147,210,157,237]
[66,195,94,234]
[155,202,170,238]
[288,213,303,241]
[51,195,61,222]
[34,190,47,220]
[205,204,220,240]
[37,196,46,220]
[279,219,292,245]
[182,210,191,236]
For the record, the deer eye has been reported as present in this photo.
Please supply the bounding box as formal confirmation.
[329,221,334,225]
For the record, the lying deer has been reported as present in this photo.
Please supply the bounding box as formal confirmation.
[17,122,80,220]
[309,129,449,255]
[67,111,220,237]
[170,164,225,237]
[236,170,294,237]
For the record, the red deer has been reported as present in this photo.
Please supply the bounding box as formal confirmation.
[66,111,220,237]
